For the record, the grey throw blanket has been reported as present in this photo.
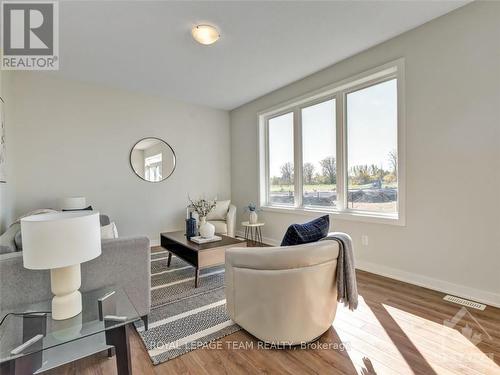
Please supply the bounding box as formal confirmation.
[321,232,358,310]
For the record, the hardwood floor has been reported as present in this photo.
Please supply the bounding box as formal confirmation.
[48,250,500,375]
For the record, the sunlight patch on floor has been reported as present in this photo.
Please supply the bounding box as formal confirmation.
[383,303,499,374]
[334,296,413,374]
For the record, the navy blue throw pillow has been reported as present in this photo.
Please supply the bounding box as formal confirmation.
[280,215,330,246]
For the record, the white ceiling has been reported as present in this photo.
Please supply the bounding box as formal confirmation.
[133,138,161,150]
[55,1,469,110]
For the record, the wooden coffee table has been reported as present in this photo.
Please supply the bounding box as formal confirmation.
[160,231,247,287]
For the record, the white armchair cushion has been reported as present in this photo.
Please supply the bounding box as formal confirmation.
[207,200,231,221]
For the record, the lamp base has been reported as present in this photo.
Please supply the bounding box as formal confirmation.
[50,264,82,320]
[52,290,82,320]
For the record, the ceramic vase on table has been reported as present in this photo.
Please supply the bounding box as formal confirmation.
[249,210,258,224]
[199,216,215,238]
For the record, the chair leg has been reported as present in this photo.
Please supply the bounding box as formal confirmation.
[141,315,149,331]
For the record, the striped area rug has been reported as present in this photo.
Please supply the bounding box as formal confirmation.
[134,250,241,365]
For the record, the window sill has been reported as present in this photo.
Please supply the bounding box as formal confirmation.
[260,205,405,226]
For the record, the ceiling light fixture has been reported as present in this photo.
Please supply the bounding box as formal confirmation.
[191,24,220,45]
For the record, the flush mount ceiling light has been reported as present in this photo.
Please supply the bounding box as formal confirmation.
[191,24,220,45]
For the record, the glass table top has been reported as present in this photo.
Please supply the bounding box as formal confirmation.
[0,286,140,363]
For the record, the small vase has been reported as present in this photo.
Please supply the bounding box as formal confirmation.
[199,216,215,239]
[249,210,258,224]
[186,212,197,239]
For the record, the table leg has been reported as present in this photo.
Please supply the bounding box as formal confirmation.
[7,354,38,375]
[5,313,47,374]
[194,268,200,288]
[257,227,262,245]
[105,325,131,375]
[244,226,248,241]
[167,252,172,267]
[141,315,149,331]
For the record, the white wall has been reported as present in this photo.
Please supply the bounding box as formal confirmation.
[0,71,16,233]
[4,72,231,243]
[0,69,4,232]
[230,2,500,306]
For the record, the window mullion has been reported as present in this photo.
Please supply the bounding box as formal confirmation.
[336,93,346,211]
[293,108,303,208]
[264,118,270,206]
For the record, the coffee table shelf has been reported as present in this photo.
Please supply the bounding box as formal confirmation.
[160,231,246,287]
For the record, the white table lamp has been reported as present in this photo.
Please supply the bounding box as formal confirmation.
[21,212,102,320]
[61,196,87,210]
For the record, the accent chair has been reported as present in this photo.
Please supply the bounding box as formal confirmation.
[224,240,340,345]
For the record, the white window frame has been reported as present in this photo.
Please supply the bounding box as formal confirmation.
[144,153,163,182]
[258,59,406,226]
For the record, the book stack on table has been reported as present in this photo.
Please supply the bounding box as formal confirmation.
[189,235,222,244]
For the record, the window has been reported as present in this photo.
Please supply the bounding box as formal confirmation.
[260,61,404,224]
[145,153,162,182]
[347,79,397,213]
[302,99,336,208]
[268,112,294,206]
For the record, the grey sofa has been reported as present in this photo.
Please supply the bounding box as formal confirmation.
[0,214,151,328]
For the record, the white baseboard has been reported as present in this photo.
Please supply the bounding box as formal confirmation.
[356,260,500,309]
[235,231,500,309]
[150,238,160,247]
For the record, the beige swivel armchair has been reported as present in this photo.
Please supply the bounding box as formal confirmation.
[225,240,340,345]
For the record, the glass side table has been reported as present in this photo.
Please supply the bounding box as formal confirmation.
[0,286,140,375]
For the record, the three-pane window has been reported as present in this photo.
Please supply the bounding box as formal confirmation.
[262,64,402,221]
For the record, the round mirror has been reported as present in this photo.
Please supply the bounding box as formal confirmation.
[130,137,176,182]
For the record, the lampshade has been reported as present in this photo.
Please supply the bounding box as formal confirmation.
[21,212,101,270]
[61,196,87,210]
